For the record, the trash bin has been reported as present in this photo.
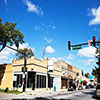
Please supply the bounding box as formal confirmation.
[54,85,56,92]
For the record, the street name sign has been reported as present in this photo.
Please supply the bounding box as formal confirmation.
[72,45,81,50]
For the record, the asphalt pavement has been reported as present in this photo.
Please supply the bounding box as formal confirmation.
[0,88,99,100]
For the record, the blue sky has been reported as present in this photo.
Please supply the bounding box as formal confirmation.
[0,0,100,74]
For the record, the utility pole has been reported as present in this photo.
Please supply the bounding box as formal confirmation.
[42,46,48,90]
[22,54,27,92]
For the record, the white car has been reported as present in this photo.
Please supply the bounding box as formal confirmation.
[95,83,100,97]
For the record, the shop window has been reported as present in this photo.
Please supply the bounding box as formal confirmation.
[13,74,22,88]
[37,75,46,88]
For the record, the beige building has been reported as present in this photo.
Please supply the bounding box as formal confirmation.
[72,66,81,80]
[0,64,13,89]
[12,57,62,91]
[0,57,82,92]
[54,60,68,89]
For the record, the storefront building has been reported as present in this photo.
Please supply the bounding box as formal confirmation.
[0,57,82,91]
[68,64,73,87]
[12,57,61,91]
[0,64,13,90]
[54,60,68,89]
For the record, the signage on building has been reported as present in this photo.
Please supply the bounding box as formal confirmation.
[89,75,94,80]
[48,59,54,72]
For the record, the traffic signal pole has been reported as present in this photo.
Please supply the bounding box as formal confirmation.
[1,44,27,92]
[68,36,100,50]
[71,41,100,47]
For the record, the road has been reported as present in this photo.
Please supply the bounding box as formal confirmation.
[0,89,99,100]
[46,89,97,100]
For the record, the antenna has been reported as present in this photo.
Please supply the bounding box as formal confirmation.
[42,46,47,58]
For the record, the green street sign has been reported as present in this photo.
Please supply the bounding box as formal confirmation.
[72,45,81,50]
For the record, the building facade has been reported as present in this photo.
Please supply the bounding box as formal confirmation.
[0,64,13,89]
[0,57,82,92]
[54,60,68,89]
[12,57,61,91]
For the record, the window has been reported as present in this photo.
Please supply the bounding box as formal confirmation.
[13,74,22,88]
[37,75,46,88]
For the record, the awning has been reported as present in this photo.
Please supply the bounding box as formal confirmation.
[83,80,87,83]
[80,80,82,83]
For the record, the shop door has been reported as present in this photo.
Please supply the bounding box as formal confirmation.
[27,72,36,90]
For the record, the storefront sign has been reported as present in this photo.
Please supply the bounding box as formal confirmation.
[48,59,54,72]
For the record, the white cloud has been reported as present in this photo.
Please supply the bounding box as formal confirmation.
[52,25,56,29]
[0,50,10,60]
[44,37,53,43]
[48,25,56,29]
[78,46,96,58]
[66,54,74,60]
[57,57,64,60]
[45,46,55,53]
[51,57,57,62]
[0,43,34,64]
[0,49,10,64]
[34,26,40,30]
[4,0,7,4]
[89,6,100,25]
[65,60,71,64]
[80,59,95,65]
[5,43,34,54]
[26,1,43,15]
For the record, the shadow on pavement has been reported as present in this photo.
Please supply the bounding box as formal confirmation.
[82,91,95,96]
[92,95,100,100]
[12,97,71,100]
[82,90,100,100]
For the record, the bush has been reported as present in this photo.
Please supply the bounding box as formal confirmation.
[4,87,9,92]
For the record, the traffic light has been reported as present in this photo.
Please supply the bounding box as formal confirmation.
[68,41,71,50]
[92,36,96,47]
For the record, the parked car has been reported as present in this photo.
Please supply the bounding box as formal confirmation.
[85,85,90,89]
[95,83,100,97]
[89,84,94,88]
[78,86,83,90]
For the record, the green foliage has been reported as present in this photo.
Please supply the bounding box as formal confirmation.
[16,48,34,59]
[0,64,6,85]
[81,70,84,76]
[0,18,24,52]
[92,38,100,82]
[0,89,22,94]
[85,73,89,78]
[4,87,9,92]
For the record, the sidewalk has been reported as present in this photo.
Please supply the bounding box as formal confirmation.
[18,88,75,98]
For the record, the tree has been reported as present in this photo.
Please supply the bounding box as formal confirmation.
[0,64,6,85]
[92,38,100,82]
[0,18,24,52]
[85,73,89,78]
[15,48,34,59]
[82,70,84,76]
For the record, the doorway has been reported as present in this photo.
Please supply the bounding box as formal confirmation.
[27,72,36,90]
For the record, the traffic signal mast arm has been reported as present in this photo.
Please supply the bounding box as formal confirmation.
[71,41,100,47]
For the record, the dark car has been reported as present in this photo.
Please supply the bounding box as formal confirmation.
[85,85,90,89]
[89,84,94,88]
[78,86,83,90]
